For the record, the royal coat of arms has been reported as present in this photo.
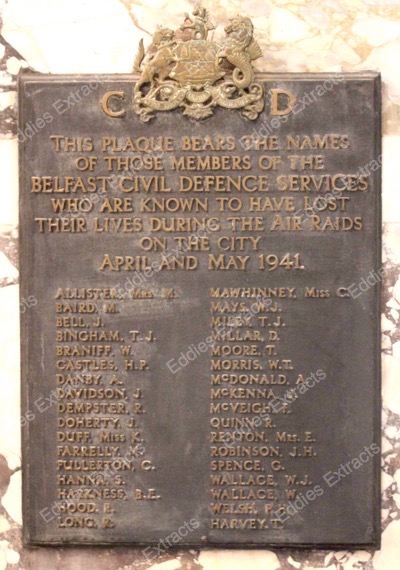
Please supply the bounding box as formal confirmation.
[133,9,264,121]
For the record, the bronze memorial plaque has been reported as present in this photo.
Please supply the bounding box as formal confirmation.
[19,12,381,548]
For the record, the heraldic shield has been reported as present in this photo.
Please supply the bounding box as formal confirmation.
[172,41,223,86]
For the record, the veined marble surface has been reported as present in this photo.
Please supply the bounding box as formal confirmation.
[0,0,399,568]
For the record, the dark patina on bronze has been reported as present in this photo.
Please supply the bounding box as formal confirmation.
[19,63,381,548]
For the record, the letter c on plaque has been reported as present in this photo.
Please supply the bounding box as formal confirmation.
[101,91,126,118]
[337,287,350,298]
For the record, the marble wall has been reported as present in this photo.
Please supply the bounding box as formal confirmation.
[0,0,399,568]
